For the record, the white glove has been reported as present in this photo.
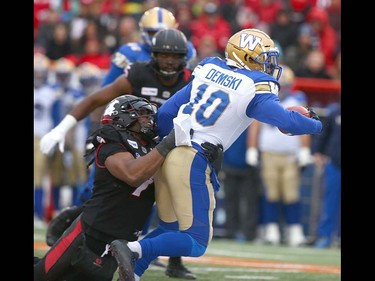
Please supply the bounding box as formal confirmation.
[246,147,259,166]
[40,115,77,155]
[297,147,312,167]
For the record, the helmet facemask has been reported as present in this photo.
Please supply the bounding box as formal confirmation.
[79,76,101,94]
[151,52,187,80]
[150,28,188,80]
[141,28,162,47]
[101,96,158,142]
[54,58,75,89]
[255,48,283,81]
[77,62,102,95]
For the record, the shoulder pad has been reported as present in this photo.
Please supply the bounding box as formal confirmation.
[112,52,130,68]
[92,125,127,147]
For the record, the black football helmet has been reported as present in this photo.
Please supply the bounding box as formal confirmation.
[101,95,158,141]
[150,28,188,79]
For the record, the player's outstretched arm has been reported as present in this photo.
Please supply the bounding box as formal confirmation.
[248,94,322,136]
[39,114,77,154]
[40,75,133,155]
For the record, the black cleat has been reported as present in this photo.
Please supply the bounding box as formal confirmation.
[165,257,196,280]
[150,257,167,268]
[111,239,139,281]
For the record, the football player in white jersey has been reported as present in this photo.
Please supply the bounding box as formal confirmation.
[109,28,323,281]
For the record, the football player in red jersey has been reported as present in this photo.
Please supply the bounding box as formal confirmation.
[34,95,177,281]
[40,28,196,279]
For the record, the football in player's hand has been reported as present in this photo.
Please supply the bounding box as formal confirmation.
[288,105,311,117]
[279,106,312,135]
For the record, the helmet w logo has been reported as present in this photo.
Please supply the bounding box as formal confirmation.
[239,34,261,51]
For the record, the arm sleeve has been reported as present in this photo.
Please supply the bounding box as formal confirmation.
[101,46,132,87]
[101,64,125,87]
[247,94,322,135]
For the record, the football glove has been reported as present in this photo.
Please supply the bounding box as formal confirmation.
[40,128,66,155]
[306,106,320,120]
[201,142,224,172]
[40,115,77,154]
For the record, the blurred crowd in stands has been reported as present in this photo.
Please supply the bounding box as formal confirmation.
[34,0,341,249]
[34,0,340,79]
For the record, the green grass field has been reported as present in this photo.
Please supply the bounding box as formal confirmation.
[34,224,341,280]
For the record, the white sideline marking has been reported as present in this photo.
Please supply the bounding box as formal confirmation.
[206,248,339,261]
[225,276,277,280]
[191,267,298,274]
[150,264,298,274]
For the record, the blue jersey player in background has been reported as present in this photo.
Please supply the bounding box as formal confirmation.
[86,7,197,191]
[103,6,197,87]
[87,7,197,189]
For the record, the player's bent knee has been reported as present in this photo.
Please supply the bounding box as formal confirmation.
[189,236,207,257]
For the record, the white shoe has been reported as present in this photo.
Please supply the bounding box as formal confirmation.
[264,223,280,245]
[287,224,306,247]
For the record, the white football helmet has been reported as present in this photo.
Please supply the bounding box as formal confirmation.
[138,7,178,46]
[76,62,102,94]
[225,28,282,80]
[53,58,75,87]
